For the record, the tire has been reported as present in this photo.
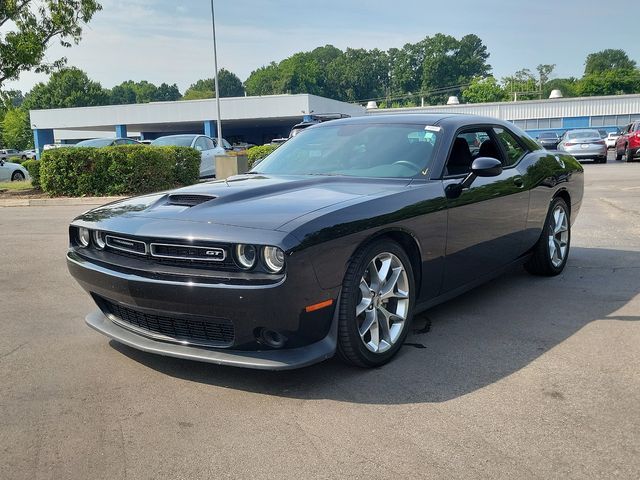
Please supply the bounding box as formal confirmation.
[11,171,25,181]
[525,197,571,276]
[337,239,415,367]
[21,155,27,160]
[615,149,623,161]
[625,147,634,162]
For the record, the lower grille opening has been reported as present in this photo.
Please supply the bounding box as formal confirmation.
[97,297,234,348]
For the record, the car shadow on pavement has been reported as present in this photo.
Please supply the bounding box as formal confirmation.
[110,246,640,404]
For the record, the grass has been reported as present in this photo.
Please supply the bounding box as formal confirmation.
[0,179,34,191]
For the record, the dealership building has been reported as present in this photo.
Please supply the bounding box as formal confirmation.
[29,92,640,157]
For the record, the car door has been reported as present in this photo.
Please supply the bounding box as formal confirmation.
[617,124,631,154]
[0,159,11,181]
[196,136,216,177]
[441,125,530,292]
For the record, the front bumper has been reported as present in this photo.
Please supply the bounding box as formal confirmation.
[67,248,339,369]
[85,310,337,370]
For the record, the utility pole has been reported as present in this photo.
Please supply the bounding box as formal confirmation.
[210,0,223,150]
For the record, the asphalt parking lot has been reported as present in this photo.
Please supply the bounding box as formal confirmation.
[1,156,639,479]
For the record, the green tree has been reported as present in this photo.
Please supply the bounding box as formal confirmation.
[577,69,640,96]
[0,0,102,89]
[420,34,491,104]
[461,76,506,103]
[543,77,579,98]
[244,63,281,96]
[155,83,181,101]
[326,48,389,102]
[584,49,636,75]
[183,69,244,100]
[1,107,31,149]
[23,67,109,110]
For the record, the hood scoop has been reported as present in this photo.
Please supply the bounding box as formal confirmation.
[166,194,216,207]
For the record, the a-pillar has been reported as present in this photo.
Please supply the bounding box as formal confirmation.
[33,128,54,159]
[115,124,128,138]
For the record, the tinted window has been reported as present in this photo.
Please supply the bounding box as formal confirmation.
[446,128,501,176]
[203,137,215,150]
[256,123,439,178]
[151,135,196,147]
[566,130,601,140]
[74,138,115,147]
[493,128,526,167]
[194,137,208,151]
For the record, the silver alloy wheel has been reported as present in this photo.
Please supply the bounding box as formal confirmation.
[548,205,569,268]
[355,252,409,353]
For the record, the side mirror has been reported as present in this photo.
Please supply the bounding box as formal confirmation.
[446,157,503,199]
[470,157,503,177]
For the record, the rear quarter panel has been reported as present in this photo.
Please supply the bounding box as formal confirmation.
[524,151,584,251]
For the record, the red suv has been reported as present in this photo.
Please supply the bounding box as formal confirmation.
[615,121,640,162]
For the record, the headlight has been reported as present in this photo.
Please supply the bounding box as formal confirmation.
[235,244,257,269]
[93,230,106,249]
[78,227,90,248]
[263,246,285,273]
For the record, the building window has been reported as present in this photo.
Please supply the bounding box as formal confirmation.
[630,114,640,122]
[604,115,617,126]
[538,118,550,129]
[550,118,562,128]
[617,115,630,126]
[591,116,604,127]
[513,120,526,129]
[525,119,538,130]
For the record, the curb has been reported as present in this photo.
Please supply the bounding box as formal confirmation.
[0,196,125,208]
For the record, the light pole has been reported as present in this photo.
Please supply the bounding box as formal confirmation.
[209,0,223,151]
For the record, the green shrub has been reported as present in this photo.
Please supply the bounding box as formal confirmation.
[22,159,41,188]
[39,145,201,197]
[247,144,280,168]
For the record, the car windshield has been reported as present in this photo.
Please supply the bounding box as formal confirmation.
[566,130,600,140]
[151,136,195,147]
[539,132,558,139]
[254,123,439,178]
[74,138,114,147]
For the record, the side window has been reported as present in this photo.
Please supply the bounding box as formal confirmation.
[446,128,499,176]
[194,137,208,151]
[493,127,526,167]
[203,137,215,150]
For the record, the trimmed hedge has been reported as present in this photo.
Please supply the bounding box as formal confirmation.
[247,144,280,168]
[39,145,200,196]
[22,159,41,188]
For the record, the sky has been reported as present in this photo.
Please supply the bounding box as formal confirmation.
[4,0,640,94]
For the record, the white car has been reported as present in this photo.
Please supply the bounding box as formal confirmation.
[19,149,37,160]
[0,159,30,181]
[605,132,620,149]
[151,134,230,178]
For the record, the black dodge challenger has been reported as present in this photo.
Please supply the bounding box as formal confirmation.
[67,114,584,369]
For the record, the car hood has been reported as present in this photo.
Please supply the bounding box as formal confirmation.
[2,161,25,169]
[78,174,411,232]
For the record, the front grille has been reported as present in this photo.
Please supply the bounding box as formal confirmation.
[99,298,234,347]
[105,235,147,255]
[150,243,226,262]
[167,194,215,207]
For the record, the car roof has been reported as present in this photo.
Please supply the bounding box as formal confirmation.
[311,113,514,128]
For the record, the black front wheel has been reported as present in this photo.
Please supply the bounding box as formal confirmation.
[525,197,571,276]
[11,171,25,181]
[337,239,415,367]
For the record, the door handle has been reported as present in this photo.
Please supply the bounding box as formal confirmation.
[513,176,524,188]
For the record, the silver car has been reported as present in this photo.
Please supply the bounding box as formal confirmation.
[0,149,21,162]
[557,129,607,163]
[151,134,230,178]
[0,159,30,181]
